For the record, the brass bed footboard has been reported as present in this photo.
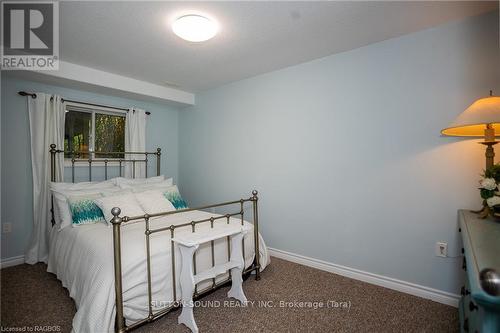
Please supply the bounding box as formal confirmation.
[111,191,260,333]
[49,145,261,333]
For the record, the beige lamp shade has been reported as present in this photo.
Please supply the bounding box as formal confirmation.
[441,96,500,137]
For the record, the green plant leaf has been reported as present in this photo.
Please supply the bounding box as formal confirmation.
[480,188,496,200]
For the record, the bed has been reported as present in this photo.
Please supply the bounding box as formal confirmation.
[46,145,269,333]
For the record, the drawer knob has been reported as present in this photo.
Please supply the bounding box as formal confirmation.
[479,268,500,296]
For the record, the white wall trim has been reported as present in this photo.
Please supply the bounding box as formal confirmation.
[0,250,461,306]
[268,247,459,307]
[1,255,25,269]
[32,61,195,106]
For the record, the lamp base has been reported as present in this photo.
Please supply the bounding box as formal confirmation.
[473,139,498,219]
[472,203,500,219]
[471,204,490,219]
[480,141,498,170]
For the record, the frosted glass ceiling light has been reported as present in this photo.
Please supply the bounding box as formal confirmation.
[173,14,218,42]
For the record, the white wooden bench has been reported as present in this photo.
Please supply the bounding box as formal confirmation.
[172,223,252,333]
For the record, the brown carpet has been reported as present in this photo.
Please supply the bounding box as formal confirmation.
[1,258,458,333]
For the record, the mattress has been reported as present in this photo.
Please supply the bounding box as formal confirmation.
[47,210,270,333]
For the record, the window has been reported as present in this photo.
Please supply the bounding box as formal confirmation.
[64,103,126,159]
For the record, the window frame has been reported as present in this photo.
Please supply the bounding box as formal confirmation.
[64,101,127,167]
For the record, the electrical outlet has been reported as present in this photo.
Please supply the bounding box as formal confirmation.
[2,222,12,234]
[435,242,447,257]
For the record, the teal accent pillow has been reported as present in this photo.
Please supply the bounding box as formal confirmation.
[68,193,105,226]
[163,185,188,210]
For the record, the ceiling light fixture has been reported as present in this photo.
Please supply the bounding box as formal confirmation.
[172,14,218,42]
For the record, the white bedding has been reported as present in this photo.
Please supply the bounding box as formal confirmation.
[47,210,270,333]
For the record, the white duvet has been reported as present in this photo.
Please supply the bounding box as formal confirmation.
[47,210,270,333]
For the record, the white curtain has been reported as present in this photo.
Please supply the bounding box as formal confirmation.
[124,108,147,178]
[26,94,65,264]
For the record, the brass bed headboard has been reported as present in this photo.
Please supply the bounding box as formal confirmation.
[49,144,162,226]
[49,143,162,183]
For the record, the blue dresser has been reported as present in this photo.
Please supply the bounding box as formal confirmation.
[458,210,500,333]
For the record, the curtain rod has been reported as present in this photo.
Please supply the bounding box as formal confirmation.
[18,91,151,115]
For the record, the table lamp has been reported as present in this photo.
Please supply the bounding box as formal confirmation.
[441,91,500,170]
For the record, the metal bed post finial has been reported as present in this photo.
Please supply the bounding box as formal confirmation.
[111,207,126,333]
[252,190,261,281]
[156,148,161,176]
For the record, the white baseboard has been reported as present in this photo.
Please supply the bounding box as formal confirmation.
[267,247,459,307]
[0,250,460,306]
[1,255,25,269]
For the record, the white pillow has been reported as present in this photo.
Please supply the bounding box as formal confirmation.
[52,196,62,226]
[119,179,174,192]
[52,191,71,229]
[50,180,116,192]
[134,190,176,216]
[113,175,165,186]
[94,193,146,225]
[132,185,188,210]
[101,188,130,197]
[52,187,122,230]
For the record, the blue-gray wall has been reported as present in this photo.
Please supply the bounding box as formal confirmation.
[1,76,180,259]
[179,12,500,294]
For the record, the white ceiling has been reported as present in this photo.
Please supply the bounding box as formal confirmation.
[60,1,497,92]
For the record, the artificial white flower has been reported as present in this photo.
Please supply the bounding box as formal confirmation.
[480,178,497,191]
[487,196,500,207]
